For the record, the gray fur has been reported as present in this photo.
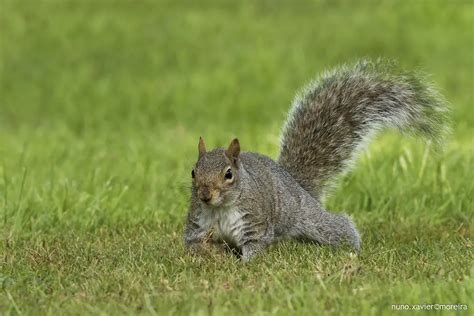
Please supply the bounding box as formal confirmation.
[183,60,448,261]
[278,59,449,198]
[185,150,360,261]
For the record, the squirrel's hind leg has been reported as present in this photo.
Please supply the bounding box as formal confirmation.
[292,209,361,251]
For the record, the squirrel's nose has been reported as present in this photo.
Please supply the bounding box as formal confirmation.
[199,187,212,203]
[201,196,211,203]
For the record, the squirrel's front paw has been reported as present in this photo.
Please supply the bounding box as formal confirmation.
[241,242,266,262]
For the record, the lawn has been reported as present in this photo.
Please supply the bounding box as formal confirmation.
[0,0,473,315]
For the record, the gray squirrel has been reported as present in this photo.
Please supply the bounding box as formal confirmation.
[183,60,449,261]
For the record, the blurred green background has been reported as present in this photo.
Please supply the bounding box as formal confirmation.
[0,0,472,314]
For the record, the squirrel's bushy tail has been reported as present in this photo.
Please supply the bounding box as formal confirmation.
[278,59,449,199]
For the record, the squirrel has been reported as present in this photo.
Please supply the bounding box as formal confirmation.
[183,59,449,261]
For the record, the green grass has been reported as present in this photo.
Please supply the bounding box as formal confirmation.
[1,0,473,315]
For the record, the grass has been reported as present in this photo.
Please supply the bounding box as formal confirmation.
[0,0,473,315]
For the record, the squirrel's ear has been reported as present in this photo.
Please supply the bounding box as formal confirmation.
[198,137,206,158]
[226,138,240,166]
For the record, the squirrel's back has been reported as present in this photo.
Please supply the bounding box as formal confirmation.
[278,60,449,199]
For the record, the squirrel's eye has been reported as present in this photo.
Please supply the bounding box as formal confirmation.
[191,169,195,179]
[224,168,233,180]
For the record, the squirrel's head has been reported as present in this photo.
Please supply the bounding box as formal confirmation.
[191,137,241,208]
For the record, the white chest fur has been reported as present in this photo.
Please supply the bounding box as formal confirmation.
[199,206,245,245]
